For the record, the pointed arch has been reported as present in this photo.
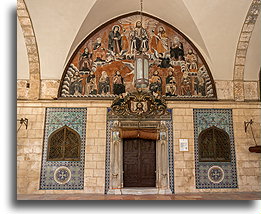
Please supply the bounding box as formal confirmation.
[47,126,81,161]
[233,0,261,101]
[58,12,217,101]
[198,126,231,162]
[17,0,41,100]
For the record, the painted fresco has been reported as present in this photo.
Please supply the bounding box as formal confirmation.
[59,13,216,100]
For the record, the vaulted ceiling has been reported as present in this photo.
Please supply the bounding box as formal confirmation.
[17,0,260,81]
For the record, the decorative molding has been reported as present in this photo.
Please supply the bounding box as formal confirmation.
[233,0,261,101]
[17,0,40,100]
[109,89,169,119]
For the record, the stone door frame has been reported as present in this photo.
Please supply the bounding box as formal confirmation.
[106,119,174,195]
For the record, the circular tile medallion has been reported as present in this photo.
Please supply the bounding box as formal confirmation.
[54,166,71,184]
[208,166,224,184]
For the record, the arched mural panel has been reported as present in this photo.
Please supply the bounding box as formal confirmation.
[58,12,217,100]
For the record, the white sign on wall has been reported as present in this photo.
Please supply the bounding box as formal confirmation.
[179,139,189,151]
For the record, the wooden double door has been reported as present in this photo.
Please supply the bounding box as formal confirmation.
[123,138,156,187]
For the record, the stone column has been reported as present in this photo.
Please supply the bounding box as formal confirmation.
[108,131,121,194]
[158,131,172,194]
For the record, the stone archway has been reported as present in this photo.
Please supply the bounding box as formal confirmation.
[17,0,40,100]
[233,0,261,101]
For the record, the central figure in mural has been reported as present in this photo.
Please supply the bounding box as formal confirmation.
[130,21,149,54]
[60,13,216,100]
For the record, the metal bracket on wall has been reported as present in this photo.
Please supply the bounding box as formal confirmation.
[244,119,261,153]
[17,118,28,133]
[244,119,253,133]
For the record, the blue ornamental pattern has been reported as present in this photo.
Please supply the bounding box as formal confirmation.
[54,166,71,184]
[40,108,87,190]
[193,109,238,189]
[208,166,224,183]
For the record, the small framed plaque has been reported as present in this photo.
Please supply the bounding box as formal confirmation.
[179,139,188,151]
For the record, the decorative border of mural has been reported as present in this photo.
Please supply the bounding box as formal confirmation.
[193,109,238,189]
[104,108,174,193]
[39,108,87,190]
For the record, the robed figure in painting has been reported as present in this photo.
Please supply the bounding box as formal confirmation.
[170,37,184,60]
[185,49,198,70]
[93,37,106,62]
[149,70,162,93]
[98,71,110,95]
[113,71,125,95]
[79,48,93,71]
[86,71,97,95]
[130,21,149,54]
[166,69,177,96]
[108,25,122,56]
[69,71,82,96]
[155,26,168,54]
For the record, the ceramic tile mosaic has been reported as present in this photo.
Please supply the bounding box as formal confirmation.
[40,108,87,190]
[105,108,174,194]
[165,112,175,193]
[193,109,238,189]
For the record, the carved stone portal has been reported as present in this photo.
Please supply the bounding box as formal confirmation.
[107,91,173,194]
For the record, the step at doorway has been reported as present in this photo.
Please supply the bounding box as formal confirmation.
[121,187,158,195]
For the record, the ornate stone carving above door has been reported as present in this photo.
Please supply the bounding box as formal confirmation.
[109,89,170,119]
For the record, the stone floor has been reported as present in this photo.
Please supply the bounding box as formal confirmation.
[17,192,261,200]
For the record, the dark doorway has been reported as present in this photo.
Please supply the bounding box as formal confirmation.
[123,138,156,187]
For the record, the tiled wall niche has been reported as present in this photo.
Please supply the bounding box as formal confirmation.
[193,109,238,189]
[40,108,87,190]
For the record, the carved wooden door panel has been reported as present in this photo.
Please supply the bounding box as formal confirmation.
[123,138,156,187]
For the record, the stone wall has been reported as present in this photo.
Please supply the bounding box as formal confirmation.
[17,101,108,194]
[85,107,107,193]
[167,101,261,193]
[17,100,261,194]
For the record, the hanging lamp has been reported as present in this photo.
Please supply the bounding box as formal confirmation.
[134,0,149,88]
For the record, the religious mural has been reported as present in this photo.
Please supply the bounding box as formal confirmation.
[59,13,216,100]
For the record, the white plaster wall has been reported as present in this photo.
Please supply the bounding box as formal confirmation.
[17,17,29,79]
[24,0,96,79]
[244,14,261,81]
[183,0,252,80]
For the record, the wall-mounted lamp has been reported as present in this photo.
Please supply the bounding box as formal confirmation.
[17,118,28,133]
[244,119,260,153]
